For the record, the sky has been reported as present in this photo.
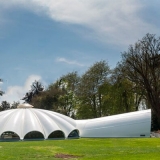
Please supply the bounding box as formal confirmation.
[0,0,159,104]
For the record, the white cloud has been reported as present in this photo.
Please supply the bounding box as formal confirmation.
[0,0,158,46]
[0,75,41,104]
[56,57,85,66]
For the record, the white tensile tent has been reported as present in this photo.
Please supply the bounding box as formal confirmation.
[0,104,151,140]
[76,109,151,138]
[0,104,78,140]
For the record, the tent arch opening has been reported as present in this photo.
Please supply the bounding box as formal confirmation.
[24,131,44,139]
[48,130,65,139]
[1,131,20,140]
[68,129,79,138]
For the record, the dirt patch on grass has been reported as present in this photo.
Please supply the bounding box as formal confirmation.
[55,153,82,159]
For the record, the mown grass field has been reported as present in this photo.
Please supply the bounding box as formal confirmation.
[0,138,159,160]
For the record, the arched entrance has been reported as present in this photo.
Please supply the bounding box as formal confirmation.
[68,130,79,138]
[48,130,65,139]
[1,131,20,140]
[24,131,44,140]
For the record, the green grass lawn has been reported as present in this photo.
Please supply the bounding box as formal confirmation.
[0,138,159,160]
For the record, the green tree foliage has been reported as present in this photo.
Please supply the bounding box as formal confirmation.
[11,101,20,109]
[118,33,160,130]
[76,61,110,119]
[31,85,58,111]
[31,72,80,118]
[22,80,44,103]
[57,72,80,118]
[109,75,135,114]
[0,101,10,111]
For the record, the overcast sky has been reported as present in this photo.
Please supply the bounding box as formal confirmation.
[0,0,159,104]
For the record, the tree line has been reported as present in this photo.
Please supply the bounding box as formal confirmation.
[30,60,145,118]
[1,33,160,131]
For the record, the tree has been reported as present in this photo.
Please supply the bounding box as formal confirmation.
[55,71,80,117]
[22,80,44,103]
[76,61,110,118]
[111,67,144,113]
[118,33,160,130]
[0,101,10,111]
[31,72,80,118]
[30,89,56,110]
[110,75,135,114]
[11,101,20,109]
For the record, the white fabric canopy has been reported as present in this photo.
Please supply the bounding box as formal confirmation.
[76,109,151,137]
[0,103,151,140]
[0,104,77,140]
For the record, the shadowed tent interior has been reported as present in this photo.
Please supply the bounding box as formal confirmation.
[68,130,79,138]
[1,131,20,140]
[24,131,44,139]
[48,130,65,139]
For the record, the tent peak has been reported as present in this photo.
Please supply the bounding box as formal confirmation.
[17,103,34,108]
